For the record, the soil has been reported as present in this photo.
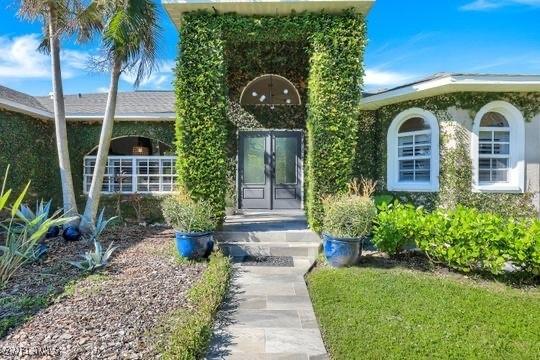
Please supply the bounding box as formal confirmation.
[0,226,205,359]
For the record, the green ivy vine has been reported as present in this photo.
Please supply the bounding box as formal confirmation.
[365,92,540,218]
[175,11,367,228]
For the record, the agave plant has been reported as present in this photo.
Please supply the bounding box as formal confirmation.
[15,199,53,239]
[82,208,117,243]
[69,241,117,273]
[0,166,76,286]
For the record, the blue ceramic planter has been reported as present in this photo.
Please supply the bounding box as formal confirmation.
[46,225,60,239]
[175,231,214,259]
[63,226,81,242]
[323,234,363,268]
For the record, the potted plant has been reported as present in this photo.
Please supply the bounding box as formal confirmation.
[161,193,217,259]
[322,193,377,267]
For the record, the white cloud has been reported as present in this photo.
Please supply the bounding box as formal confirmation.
[364,69,416,88]
[121,59,174,89]
[96,86,109,93]
[460,0,540,11]
[0,33,91,81]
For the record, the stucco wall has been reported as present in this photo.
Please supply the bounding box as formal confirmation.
[367,92,540,217]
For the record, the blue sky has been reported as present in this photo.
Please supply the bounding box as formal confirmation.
[0,0,539,95]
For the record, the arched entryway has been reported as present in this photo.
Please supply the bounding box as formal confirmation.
[83,136,176,194]
[238,75,303,210]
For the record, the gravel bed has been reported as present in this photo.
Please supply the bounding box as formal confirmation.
[236,255,294,267]
[0,226,205,359]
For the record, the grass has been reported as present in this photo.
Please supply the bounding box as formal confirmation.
[0,294,50,337]
[307,266,540,360]
[158,251,231,360]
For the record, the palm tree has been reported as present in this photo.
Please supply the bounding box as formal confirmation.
[18,1,100,224]
[80,0,160,232]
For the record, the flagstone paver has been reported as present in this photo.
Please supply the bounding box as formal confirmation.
[207,260,328,359]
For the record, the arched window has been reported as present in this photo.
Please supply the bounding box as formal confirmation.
[387,108,439,192]
[472,101,525,192]
[239,74,301,106]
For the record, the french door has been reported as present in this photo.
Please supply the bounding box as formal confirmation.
[238,130,302,209]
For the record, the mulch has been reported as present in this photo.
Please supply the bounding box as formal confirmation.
[0,226,205,359]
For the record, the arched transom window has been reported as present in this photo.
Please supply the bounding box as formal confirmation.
[239,74,301,106]
[387,108,439,192]
[472,101,525,192]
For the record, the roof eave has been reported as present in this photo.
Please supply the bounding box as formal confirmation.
[0,99,53,120]
[360,75,540,110]
[65,113,176,121]
[163,0,375,27]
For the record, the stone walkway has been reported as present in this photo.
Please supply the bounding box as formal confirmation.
[206,259,327,359]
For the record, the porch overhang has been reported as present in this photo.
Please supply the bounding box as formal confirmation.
[162,0,375,27]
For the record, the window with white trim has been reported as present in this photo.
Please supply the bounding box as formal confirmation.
[472,101,525,192]
[83,136,176,194]
[478,112,510,183]
[84,156,176,194]
[387,109,439,192]
[398,117,431,183]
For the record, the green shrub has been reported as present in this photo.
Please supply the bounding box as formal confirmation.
[161,194,217,233]
[160,251,231,359]
[374,202,540,275]
[322,194,376,238]
[372,202,424,255]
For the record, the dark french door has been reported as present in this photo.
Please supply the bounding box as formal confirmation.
[238,130,302,210]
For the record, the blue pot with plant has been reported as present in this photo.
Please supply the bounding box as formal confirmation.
[162,194,217,260]
[322,193,377,267]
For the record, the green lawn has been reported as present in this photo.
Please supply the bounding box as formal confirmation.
[307,266,540,360]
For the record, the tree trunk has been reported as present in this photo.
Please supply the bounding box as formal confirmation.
[80,58,122,233]
[48,3,79,224]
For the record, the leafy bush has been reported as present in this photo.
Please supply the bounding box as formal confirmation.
[322,194,376,238]
[374,202,540,275]
[161,194,217,233]
[372,202,424,255]
[160,251,231,359]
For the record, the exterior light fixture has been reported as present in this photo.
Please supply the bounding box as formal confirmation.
[283,89,289,95]
[252,91,257,97]
[286,99,291,104]
[259,95,266,102]
[132,146,149,156]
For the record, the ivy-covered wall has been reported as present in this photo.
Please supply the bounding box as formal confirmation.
[358,92,540,218]
[0,110,61,203]
[0,109,176,222]
[175,11,366,229]
[66,121,175,221]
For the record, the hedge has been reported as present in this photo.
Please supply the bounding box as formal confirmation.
[174,14,229,220]
[159,251,231,359]
[175,11,366,229]
[373,202,540,276]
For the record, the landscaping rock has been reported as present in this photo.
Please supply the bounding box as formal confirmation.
[0,227,205,359]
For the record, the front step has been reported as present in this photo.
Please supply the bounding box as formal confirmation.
[217,211,321,260]
[216,228,321,259]
[215,230,320,243]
